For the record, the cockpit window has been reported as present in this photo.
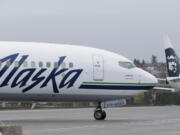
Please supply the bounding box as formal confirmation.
[118,61,136,69]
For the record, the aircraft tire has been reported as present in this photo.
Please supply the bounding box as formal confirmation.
[94,110,106,120]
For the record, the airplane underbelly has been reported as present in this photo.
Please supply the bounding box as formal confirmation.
[0,87,148,102]
[0,90,147,102]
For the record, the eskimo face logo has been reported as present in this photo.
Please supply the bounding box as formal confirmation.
[167,55,178,73]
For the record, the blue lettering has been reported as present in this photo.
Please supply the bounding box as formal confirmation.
[0,54,83,93]
[1,55,28,87]
[40,56,68,93]
[0,53,19,78]
[59,69,83,88]
[23,68,47,93]
[11,68,36,88]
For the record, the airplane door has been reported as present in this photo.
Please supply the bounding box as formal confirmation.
[93,55,104,81]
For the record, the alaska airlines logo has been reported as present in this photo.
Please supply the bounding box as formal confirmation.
[167,55,178,73]
[0,53,83,93]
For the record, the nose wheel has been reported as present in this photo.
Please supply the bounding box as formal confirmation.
[94,102,106,120]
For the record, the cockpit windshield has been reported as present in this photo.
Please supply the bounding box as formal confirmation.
[118,61,136,69]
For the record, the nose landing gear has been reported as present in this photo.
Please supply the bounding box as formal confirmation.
[94,102,106,120]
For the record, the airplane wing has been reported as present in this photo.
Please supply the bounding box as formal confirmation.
[167,77,180,82]
[157,78,166,81]
[153,87,175,92]
[157,78,169,85]
[155,77,176,92]
[157,77,180,83]
[153,87,176,93]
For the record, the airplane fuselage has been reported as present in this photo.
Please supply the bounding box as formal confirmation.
[0,42,157,102]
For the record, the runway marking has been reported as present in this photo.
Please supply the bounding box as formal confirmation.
[24,118,180,135]
[24,125,105,134]
[0,109,78,113]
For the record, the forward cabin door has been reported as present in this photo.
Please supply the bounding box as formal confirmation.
[93,55,104,81]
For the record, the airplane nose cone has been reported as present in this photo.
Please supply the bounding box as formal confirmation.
[137,68,158,85]
[148,73,158,84]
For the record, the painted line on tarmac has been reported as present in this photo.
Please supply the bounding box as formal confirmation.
[24,125,105,134]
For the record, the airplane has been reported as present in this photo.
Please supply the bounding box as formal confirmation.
[163,35,180,91]
[0,41,158,120]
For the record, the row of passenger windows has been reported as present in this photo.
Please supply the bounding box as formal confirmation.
[0,61,74,68]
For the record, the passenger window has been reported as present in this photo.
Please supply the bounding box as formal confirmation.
[46,62,51,68]
[118,61,135,69]
[39,62,43,67]
[62,62,66,68]
[6,61,11,67]
[69,62,73,68]
[54,62,58,68]
[14,61,19,67]
[31,61,36,67]
[23,61,28,67]
[62,73,66,77]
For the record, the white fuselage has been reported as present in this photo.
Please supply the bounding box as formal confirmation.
[0,42,157,102]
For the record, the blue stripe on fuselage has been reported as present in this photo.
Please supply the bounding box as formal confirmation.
[79,85,154,90]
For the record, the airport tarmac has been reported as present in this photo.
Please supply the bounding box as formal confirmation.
[0,106,180,135]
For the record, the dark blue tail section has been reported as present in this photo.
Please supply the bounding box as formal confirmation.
[165,47,180,77]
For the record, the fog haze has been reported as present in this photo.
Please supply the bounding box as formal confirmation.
[0,0,180,62]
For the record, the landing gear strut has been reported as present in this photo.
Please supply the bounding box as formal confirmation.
[94,102,106,120]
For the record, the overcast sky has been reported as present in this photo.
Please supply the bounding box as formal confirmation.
[0,0,180,62]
